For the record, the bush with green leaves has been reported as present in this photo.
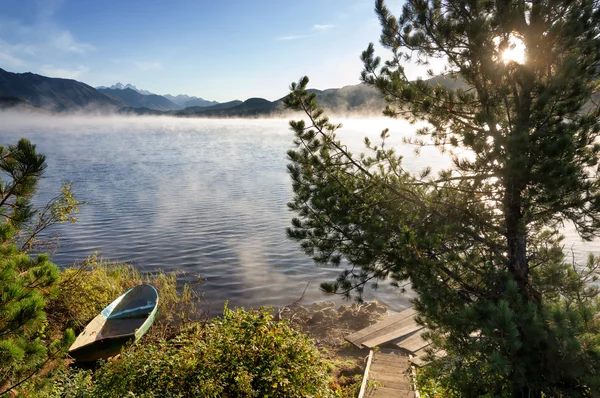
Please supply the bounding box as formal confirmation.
[47,305,333,397]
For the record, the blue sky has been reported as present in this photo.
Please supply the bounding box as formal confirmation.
[0,0,421,101]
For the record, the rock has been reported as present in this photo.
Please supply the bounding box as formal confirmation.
[365,302,388,315]
[340,310,356,323]
[322,307,337,319]
[308,310,326,325]
[337,305,350,313]
[353,316,372,329]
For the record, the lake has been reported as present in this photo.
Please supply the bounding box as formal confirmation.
[0,113,595,313]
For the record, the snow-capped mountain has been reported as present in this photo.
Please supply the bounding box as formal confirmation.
[96,83,153,95]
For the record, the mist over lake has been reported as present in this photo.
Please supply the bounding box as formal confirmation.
[0,113,594,313]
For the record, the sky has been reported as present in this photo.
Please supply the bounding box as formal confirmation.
[0,0,426,102]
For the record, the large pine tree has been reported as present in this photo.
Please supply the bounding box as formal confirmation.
[285,0,600,395]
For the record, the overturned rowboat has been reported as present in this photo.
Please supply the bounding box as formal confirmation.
[68,284,159,362]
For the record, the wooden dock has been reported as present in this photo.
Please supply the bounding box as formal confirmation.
[346,307,421,348]
[348,307,442,397]
[358,348,415,398]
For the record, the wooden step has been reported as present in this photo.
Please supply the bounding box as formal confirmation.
[367,373,411,390]
[367,370,410,382]
[395,328,430,354]
[346,308,417,348]
[366,385,412,397]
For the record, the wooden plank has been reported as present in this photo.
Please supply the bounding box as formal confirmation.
[378,347,409,356]
[370,358,408,368]
[357,349,374,398]
[366,386,412,397]
[359,316,419,347]
[363,324,424,348]
[364,349,414,398]
[370,360,408,371]
[373,356,408,365]
[357,313,417,345]
[396,329,430,354]
[366,375,411,390]
[368,371,410,384]
[410,349,447,367]
[345,307,417,347]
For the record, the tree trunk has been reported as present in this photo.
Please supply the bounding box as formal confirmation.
[505,182,529,296]
[505,76,533,299]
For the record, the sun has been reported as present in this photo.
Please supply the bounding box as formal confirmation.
[501,35,526,65]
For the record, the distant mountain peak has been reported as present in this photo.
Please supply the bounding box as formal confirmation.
[96,83,153,95]
[163,94,219,108]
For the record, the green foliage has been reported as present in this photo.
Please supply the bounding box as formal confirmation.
[43,306,332,397]
[41,367,95,398]
[19,182,85,252]
[0,139,46,234]
[0,139,77,391]
[284,0,600,396]
[0,246,59,384]
[197,304,331,397]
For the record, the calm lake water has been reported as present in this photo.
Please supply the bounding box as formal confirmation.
[0,113,595,313]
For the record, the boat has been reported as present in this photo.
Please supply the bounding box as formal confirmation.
[68,284,159,362]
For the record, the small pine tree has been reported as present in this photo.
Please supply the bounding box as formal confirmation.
[0,139,74,389]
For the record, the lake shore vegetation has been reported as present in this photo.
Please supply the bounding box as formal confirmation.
[0,138,368,397]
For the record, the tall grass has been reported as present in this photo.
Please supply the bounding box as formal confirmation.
[45,253,205,342]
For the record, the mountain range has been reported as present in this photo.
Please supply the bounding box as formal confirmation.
[0,68,126,111]
[98,87,181,111]
[0,67,424,117]
[162,94,219,108]
[95,83,220,109]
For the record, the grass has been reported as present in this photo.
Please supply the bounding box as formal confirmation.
[45,253,205,342]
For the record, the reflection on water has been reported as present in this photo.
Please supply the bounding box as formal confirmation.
[0,114,594,313]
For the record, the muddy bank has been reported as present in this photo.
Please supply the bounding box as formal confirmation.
[280,300,390,345]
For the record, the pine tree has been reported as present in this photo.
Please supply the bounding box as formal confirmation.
[0,139,74,388]
[285,0,600,395]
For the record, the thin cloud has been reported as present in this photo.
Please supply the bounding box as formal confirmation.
[0,51,25,67]
[277,24,335,41]
[313,24,335,31]
[0,1,95,69]
[51,30,95,54]
[40,64,89,79]
[0,40,34,67]
[277,34,310,41]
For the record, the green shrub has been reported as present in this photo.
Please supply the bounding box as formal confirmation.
[55,305,333,397]
[0,246,61,387]
[196,304,332,397]
[30,367,95,398]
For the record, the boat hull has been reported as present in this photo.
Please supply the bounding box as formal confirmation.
[68,284,158,362]
[68,334,134,362]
